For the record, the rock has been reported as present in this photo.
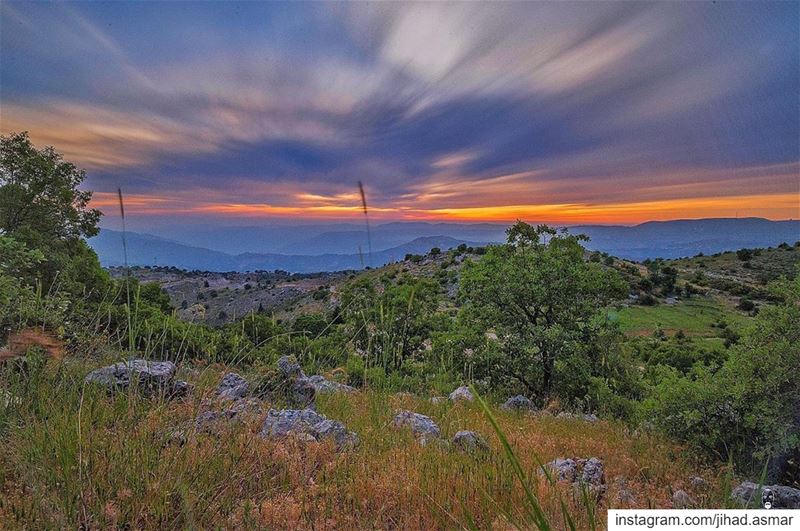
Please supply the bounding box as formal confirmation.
[583,414,600,423]
[195,398,263,433]
[672,489,695,508]
[544,458,578,482]
[306,375,355,394]
[690,476,706,488]
[449,386,474,402]
[259,408,358,450]
[581,457,605,486]
[254,356,316,408]
[731,481,800,509]
[613,476,636,505]
[169,380,192,399]
[277,355,303,377]
[430,396,448,405]
[501,395,535,411]
[217,372,249,401]
[393,410,441,444]
[85,359,177,396]
[452,430,489,453]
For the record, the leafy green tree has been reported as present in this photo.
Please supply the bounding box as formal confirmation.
[0,132,108,298]
[459,222,627,402]
[646,273,800,483]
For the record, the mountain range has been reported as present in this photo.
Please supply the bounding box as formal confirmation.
[89,218,799,273]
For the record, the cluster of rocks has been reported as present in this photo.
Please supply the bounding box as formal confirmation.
[260,408,358,450]
[731,481,800,509]
[392,409,488,453]
[84,359,190,398]
[542,457,606,493]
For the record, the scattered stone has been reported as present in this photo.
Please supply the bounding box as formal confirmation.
[583,414,600,423]
[430,396,448,405]
[449,386,474,402]
[690,476,706,488]
[544,458,578,482]
[259,408,358,450]
[307,375,355,394]
[501,395,535,411]
[393,410,441,444]
[169,380,192,399]
[85,359,179,396]
[672,489,695,508]
[731,481,800,509]
[452,430,489,453]
[254,356,316,408]
[613,476,636,505]
[217,372,249,401]
[581,457,605,486]
[194,398,263,433]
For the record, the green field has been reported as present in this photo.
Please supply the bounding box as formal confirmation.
[609,296,750,337]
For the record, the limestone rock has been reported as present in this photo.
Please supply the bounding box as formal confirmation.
[452,430,489,453]
[501,395,535,411]
[259,408,358,450]
[217,372,249,401]
[85,359,178,396]
[393,410,441,444]
[449,386,474,402]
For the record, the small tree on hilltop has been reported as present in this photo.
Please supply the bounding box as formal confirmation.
[459,221,627,403]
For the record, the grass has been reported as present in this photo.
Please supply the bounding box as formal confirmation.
[0,360,734,529]
[609,296,749,338]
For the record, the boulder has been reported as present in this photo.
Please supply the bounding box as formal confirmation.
[259,408,358,450]
[581,457,605,486]
[544,458,578,482]
[85,359,179,396]
[217,372,249,401]
[542,457,606,488]
[307,375,355,394]
[195,398,263,433]
[452,430,489,453]
[393,410,441,444]
[449,386,474,402]
[731,481,800,509]
[672,489,695,508]
[254,356,316,408]
[501,395,534,411]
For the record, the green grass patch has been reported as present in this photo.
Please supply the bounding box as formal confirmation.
[609,296,750,337]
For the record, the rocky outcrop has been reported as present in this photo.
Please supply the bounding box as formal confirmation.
[194,398,264,433]
[543,457,606,488]
[307,375,355,394]
[254,356,316,408]
[731,481,800,509]
[672,490,695,508]
[85,359,188,397]
[259,408,358,450]
[393,410,441,445]
[449,386,474,402]
[501,395,534,411]
[452,430,489,453]
[217,372,249,401]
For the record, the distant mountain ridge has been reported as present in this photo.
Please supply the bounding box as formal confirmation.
[89,218,799,272]
[90,231,485,273]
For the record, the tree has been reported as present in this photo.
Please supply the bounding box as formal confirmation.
[0,132,107,297]
[1,132,100,241]
[459,222,627,402]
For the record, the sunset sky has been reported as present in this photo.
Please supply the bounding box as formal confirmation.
[1,1,798,226]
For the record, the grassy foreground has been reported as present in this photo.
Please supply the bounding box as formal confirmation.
[1,360,733,530]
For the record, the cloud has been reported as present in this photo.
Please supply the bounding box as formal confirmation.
[1,1,797,223]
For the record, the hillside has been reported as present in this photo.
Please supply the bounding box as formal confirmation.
[89,218,800,272]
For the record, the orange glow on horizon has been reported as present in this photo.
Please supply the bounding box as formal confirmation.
[91,191,799,224]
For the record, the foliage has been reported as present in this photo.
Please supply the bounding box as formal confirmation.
[645,274,800,483]
[459,222,628,404]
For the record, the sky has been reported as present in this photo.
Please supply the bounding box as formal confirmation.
[1,1,798,227]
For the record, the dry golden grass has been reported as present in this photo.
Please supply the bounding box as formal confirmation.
[0,363,733,529]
